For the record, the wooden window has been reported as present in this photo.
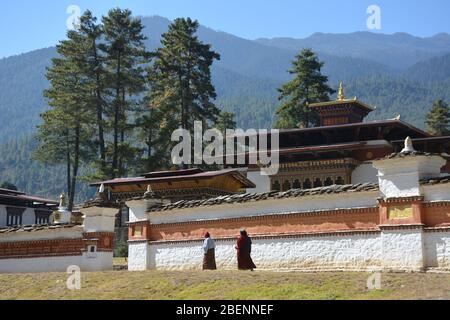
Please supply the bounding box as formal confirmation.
[35,210,51,225]
[313,178,323,188]
[293,179,301,189]
[335,177,345,185]
[6,207,25,227]
[282,181,291,191]
[303,179,312,189]
[272,180,281,191]
[324,177,334,186]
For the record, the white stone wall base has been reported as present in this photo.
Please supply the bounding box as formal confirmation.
[0,252,113,274]
[381,228,425,271]
[128,231,450,273]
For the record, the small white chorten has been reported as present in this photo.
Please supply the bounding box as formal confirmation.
[53,192,72,224]
[401,136,416,153]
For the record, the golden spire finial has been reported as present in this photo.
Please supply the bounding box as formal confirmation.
[338,82,345,101]
[59,192,66,208]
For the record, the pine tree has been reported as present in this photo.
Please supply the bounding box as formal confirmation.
[0,182,18,191]
[426,100,450,135]
[78,10,108,175]
[34,29,96,210]
[135,104,168,172]
[149,18,221,134]
[216,111,237,134]
[101,8,149,178]
[274,49,335,129]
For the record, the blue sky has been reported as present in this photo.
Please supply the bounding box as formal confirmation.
[1,0,449,58]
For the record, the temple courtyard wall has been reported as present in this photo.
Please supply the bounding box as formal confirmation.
[124,145,450,273]
[130,229,450,272]
[127,178,450,272]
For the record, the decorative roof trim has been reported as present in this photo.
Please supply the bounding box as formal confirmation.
[424,226,450,233]
[308,99,374,111]
[0,223,82,235]
[375,151,447,161]
[147,183,379,213]
[147,207,379,228]
[378,196,424,204]
[420,176,450,186]
[378,224,425,230]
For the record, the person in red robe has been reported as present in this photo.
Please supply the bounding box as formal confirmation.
[235,229,256,271]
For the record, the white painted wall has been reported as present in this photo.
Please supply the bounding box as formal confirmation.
[0,252,113,274]
[381,228,425,271]
[149,191,380,225]
[424,231,450,269]
[129,230,450,272]
[0,205,6,228]
[137,234,382,271]
[246,171,271,194]
[373,155,447,199]
[127,200,147,223]
[0,256,82,273]
[128,242,149,271]
[423,184,450,202]
[352,163,379,184]
[22,208,37,225]
[81,252,114,272]
[80,206,118,233]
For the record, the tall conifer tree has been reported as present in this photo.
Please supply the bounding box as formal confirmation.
[149,18,221,134]
[426,99,450,136]
[78,11,108,175]
[275,49,335,129]
[101,8,149,178]
[35,30,95,210]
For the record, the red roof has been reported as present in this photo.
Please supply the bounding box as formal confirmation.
[0,188,25,196]
[0,189,59,206]
[278,120,431,137]
[143,168,203,178]
[90,168,256,188]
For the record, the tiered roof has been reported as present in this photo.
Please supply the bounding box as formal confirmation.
[0,188,58,208]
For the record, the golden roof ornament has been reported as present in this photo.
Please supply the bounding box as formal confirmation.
[338,82,345,101]
[144,184,156,199]
[59,192,67,208]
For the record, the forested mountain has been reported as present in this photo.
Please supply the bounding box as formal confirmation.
[256,32,450,69]
[403,53,450,83]
[0,15,449,200]
[0,135,95,201]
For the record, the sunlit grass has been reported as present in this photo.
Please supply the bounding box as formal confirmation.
[0,270,449,300]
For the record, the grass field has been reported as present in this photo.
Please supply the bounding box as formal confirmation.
[0,268,449,300]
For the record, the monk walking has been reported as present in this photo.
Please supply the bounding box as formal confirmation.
[202,232,217,270]
[235,229,256,271]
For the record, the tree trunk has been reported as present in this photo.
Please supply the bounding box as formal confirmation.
[93,38,106,171]
[112,54,121,178]
[178,73,189,169]
[118,88,126,177]
[68,122,81,212]
[66,131,72,199]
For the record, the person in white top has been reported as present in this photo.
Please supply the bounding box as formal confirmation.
[202,232,217,270]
